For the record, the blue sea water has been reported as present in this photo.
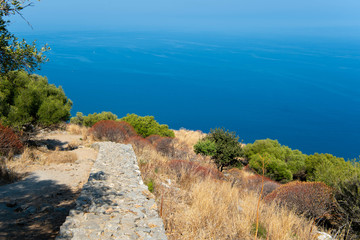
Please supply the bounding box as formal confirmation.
[19,31,360,159]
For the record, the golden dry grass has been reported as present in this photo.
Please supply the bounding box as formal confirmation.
[66,124,89,141]
[131,133,328,240]
[174,128,206,149]
[161,178,319,240]
[6,147,78,174]
[66,124,88,135]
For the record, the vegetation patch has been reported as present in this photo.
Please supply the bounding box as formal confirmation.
[264,181,337,226]
[0,71,72,130]
[121,114,174,138]
[194,127,243,171]
[70,111,118,127]
[0,123,23,156]
[89,120,136,143]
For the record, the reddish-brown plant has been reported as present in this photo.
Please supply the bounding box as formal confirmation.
[0,124,23,156]
[246,174,281,196]
[89,120,136,143]
[168,159,223,180]
[154,137,175,157]
[126,136,152,150]
[264,181,337,224]
[145,135,162,144]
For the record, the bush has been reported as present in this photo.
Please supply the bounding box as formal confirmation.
[194,128,242,171]
[154,137,175,157]
[245,173,281,196]
[126,136,152,151]
[334,175,360,238]
[70,111,118,127]
[146,179,155,193]
[0,123,23,155]
[243,139,306,182]
[89,120,136,142]
[121,113,174,138]
[249,153,293,183]
[0,71,72,130]
[305,153,356,187]
[264,181,337,226]
[193,138,216,156]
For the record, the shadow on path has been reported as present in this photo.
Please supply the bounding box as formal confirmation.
[0,175,80,240]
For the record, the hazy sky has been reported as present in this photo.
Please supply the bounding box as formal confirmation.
[8,0,360,33]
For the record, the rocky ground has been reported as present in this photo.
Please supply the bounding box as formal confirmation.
[0,132,97,240]
[57,142,167,240]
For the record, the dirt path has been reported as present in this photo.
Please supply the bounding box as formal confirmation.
[0,132,97,240]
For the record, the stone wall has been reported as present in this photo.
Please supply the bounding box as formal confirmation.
[57,142,167,240]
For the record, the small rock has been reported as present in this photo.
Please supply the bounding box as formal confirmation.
[316,231,333,240]
[6,201,17,208]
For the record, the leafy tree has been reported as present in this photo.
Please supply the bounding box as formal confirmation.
[121,113,174,138]
[194,128,242,171]
[0,70,72,129]
[1,0,49,74]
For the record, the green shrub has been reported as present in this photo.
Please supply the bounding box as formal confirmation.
[249,153,293,182]
[121,113,174,138]
[251,223,267,239]
[69,112,84,125]
[194,128,242,171]
[193,138,216,156]
[0,71,72,130]
[70,111,118,127]
[146,179,154,193]
[243,139,284,159]
[243,139,306,182]
[305,153,357,187]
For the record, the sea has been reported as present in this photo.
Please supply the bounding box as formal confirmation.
[15,30,360,159]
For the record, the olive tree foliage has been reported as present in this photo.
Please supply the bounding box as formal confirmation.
[0,0,49,74]
[194,128,243,171]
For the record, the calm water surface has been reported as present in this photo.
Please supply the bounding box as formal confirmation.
[20,31,360,159]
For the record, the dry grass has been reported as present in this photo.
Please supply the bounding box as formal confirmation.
[6,147,78,174]
[66,124,96,147]
[0,157,24,185]
[66,124,89,141]
[75,125,330,239]
[174,128,206,149]
[162,178,319,240]
[131,135,326,240]
[66,124,88,135]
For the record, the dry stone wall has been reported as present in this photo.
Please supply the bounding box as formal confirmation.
[57,142,167,240]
